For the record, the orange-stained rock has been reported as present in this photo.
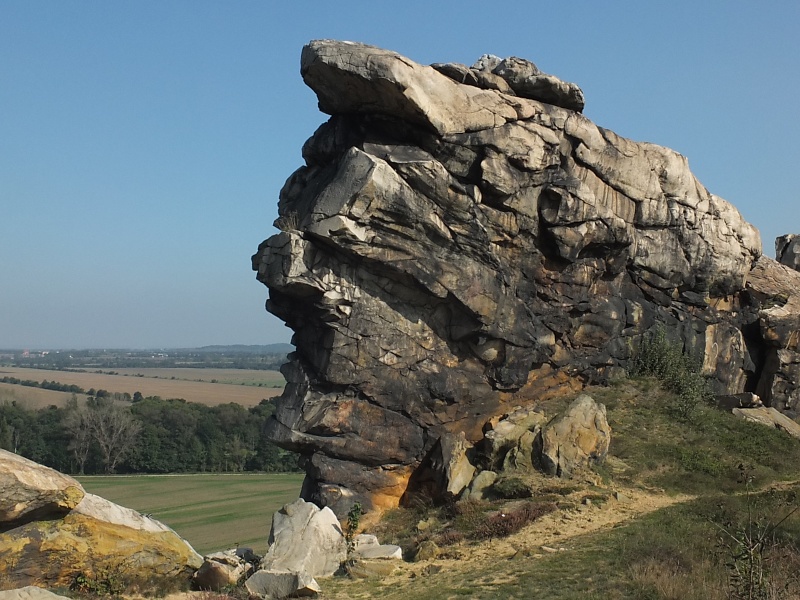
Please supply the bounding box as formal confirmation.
[0,508,202,590]
[0,452,201,592]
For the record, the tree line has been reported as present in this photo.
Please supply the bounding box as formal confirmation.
[0,394,299,475]
[0,376,86,394]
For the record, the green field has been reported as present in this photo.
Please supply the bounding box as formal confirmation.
[77,473,304,556]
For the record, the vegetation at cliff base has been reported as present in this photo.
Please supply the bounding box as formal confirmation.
[322,378,800,600]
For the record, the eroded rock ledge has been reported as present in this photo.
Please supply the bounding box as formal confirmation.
[253,40,800,516]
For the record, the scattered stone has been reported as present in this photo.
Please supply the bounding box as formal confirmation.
[416,516,439,532]
[437,432,476,497]
[347,559,398,578]
[483,406,548,471]
[715,392,763,411]
[410,432,476,499]
[414,540,440,562]
[193,549,253,591]
[540,395,611,478]
[351,534,402,560]
[245,569,321,599]
[502,429,538,472]
[463,470,497,501]
[732,407,800,439]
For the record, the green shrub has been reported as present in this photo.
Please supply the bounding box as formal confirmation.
[629,325,713,420]
[492,476,533,499]
[71,568,125,596]
[675,447,725,476]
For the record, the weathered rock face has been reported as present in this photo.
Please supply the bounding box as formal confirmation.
[0,450,202,591]
[746,257,800,414]
[776,234,800,272]
[539,395,611,478]
[0,449,84,523]
[252,40,799,516]
[257,498,346,578]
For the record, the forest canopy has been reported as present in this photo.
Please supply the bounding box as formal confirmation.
[0,393,299,475]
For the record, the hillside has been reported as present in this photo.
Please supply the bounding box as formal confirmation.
[317,378,800,599]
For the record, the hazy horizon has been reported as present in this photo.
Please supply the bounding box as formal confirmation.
[0,343,295,352]
[2,2,798,349]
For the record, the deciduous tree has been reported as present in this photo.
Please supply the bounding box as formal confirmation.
[84,397,141,473]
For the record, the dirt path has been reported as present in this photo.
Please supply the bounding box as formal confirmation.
[373,484,695,589]
[154,479,799,599]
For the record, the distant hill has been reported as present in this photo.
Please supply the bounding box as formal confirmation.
[186,344,294,355]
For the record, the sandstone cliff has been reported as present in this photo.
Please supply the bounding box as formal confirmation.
[253,40,800,516]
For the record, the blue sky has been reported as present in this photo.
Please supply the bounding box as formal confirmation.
[1,1,798,349]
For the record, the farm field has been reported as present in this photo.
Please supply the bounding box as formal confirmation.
[0,366,284,408]
[77,473,304,555]
[0,382,76,410]
[110,367,285,387]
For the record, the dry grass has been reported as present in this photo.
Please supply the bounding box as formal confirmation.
[0,381,78,409]
[0,367,284,408]
[109,368,284,386]
[629,557,726,600]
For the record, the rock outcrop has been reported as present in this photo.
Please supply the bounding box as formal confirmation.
[243,498,347,598]
[732,406,800,439]
[253,40,800,516]
[0,449,84,523]
[0,588,71,600]
[776,234,800,272]
[539,395,611,478]
[0,450,202,591]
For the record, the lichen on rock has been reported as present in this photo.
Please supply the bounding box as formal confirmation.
[0,449,201,592]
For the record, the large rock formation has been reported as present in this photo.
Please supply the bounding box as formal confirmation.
[252,40,800,516]
[0,450,202,591]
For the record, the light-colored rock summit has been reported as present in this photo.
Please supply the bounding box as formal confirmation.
[0,450,84,522]
[253,40,798,518]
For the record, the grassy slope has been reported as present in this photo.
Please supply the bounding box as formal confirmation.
[319,378,800,599]
[77,473,304,555]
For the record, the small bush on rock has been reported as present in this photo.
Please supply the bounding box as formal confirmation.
[630,325,713,420]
